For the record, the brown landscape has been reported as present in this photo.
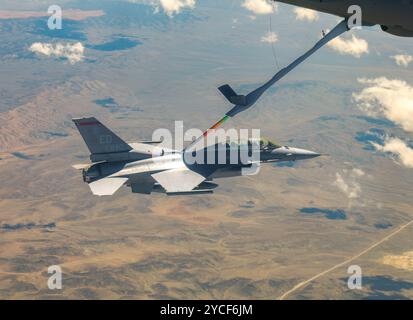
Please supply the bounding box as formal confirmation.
[1,75,412,299]
[0,0,412,300]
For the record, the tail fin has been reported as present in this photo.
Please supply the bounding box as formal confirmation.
[218,84,247,106]
[72,117,132,154]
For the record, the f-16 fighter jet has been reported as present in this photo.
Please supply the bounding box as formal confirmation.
[72,117,320,196]
[73,19,353,196]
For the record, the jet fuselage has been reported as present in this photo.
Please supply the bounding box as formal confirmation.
[83,143,320,186]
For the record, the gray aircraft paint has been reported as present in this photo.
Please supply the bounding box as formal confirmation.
[73,118,320,196]
[274,0,413,37]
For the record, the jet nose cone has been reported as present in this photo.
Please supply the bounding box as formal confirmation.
[292,148,321,159]
[306,150,321,158]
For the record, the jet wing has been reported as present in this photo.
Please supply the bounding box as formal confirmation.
[151,168,206,193]
[88,177,128,196]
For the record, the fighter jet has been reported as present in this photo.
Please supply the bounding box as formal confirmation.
[274,0,413,37]
[72,117,320,196]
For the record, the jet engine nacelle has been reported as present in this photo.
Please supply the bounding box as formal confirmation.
[381,25,413,37]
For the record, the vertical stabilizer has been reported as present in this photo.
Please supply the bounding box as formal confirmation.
[73,117,132,154]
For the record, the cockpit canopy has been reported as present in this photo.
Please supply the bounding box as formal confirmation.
[225,138,281,151]
[257,138,281,150]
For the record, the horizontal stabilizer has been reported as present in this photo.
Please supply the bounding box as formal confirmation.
[88,177,128,196]
[152,168,205,193]
[218,84,247,106]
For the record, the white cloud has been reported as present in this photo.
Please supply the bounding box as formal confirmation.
[159,0,195,17]
[128,0,195,17]
[391,54,413,67]
[242,0,276,15]
[333,168,365,200]
[372,137,413,168]
[327,34,369,58]
[261,31,278,44]
[293,7,319,22]
[29,42,84,64]
[354,77,413,132]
